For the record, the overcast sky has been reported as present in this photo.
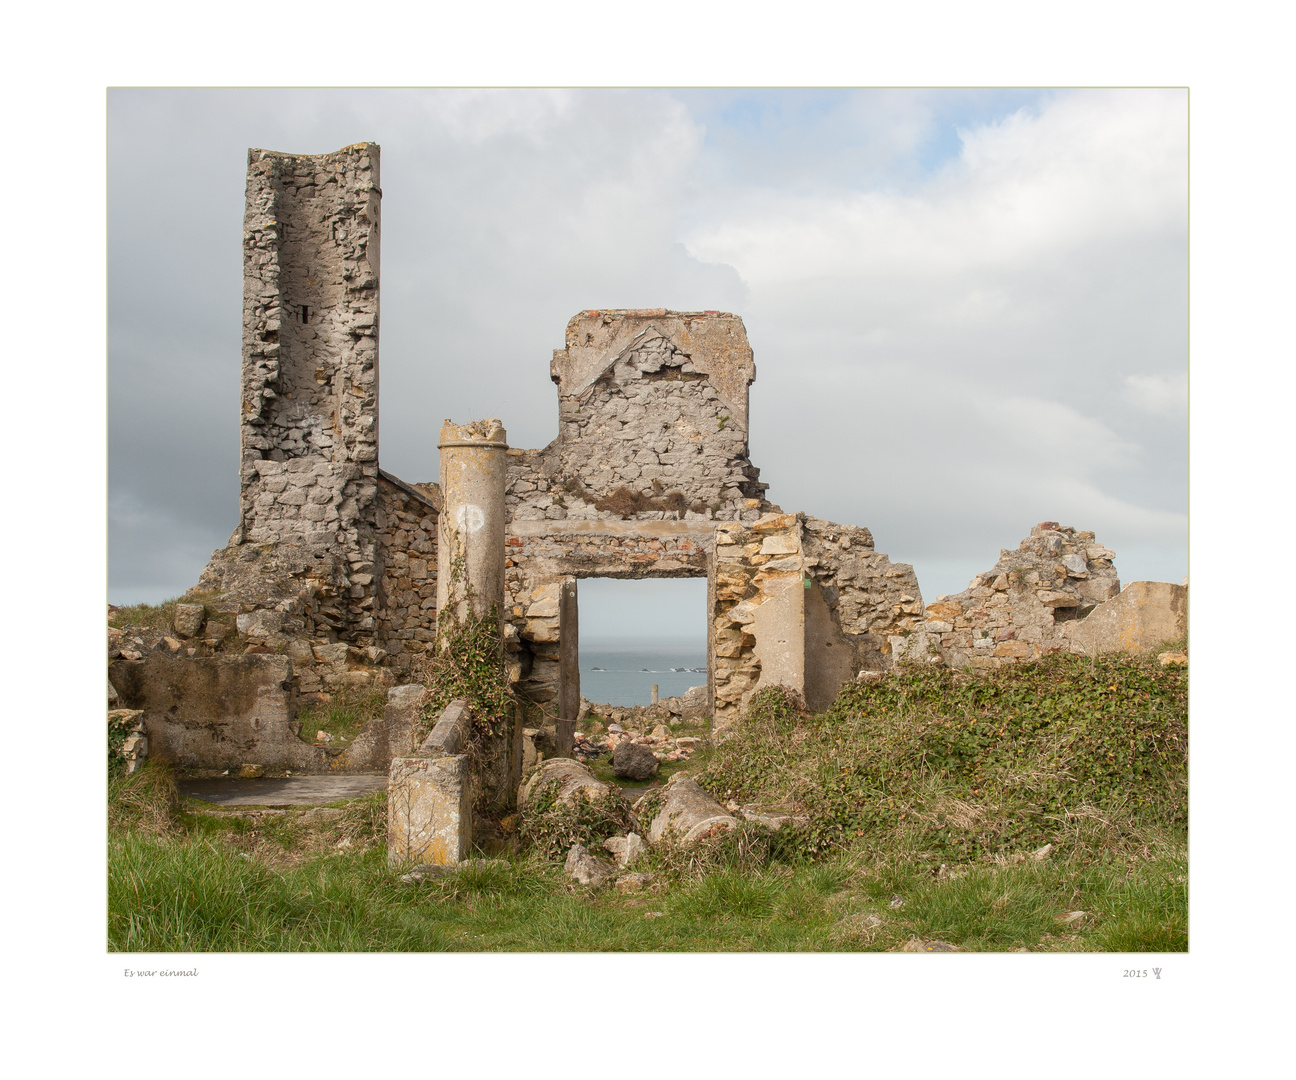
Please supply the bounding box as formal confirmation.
[108,88,1187,638]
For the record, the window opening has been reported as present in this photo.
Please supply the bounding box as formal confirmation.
[577,578,707,707]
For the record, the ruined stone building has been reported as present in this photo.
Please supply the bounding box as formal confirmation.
[109,142,1185,774]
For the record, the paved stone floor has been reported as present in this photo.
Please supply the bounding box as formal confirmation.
[178,774,387,807]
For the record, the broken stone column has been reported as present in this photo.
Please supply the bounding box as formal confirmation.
[437,419,508,629]
[435,419,521,815]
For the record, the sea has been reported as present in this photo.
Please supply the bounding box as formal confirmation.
[578,640,707,707]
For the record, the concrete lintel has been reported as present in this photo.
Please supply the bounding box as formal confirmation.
[509,519,716,539]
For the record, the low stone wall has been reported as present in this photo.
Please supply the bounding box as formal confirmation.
[1061,580,1187,655]
[108,654,327,771]
[108,649,434,772]
[912,522,1123,670]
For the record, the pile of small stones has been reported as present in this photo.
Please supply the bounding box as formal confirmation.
[573,722,702,766]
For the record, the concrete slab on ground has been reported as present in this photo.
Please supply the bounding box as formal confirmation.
[179,774,387,807]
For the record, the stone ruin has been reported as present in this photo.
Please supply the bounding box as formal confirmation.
[108,143,1188,848]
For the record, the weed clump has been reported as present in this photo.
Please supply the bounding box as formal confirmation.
[518,778,634,861]
[109,759,181,836]
[593,485,705,520]
[414,602,517,744]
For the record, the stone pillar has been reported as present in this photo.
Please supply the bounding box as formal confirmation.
[556,578,579,757]
[388,754,472,866]
[434,419,520,817]
[437,419,508,628]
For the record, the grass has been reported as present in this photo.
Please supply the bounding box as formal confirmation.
[295,687,386,747]
[108,650,1187,953]
[110,591,220,631]
[110,597,186,632]
[108,823,1185,952]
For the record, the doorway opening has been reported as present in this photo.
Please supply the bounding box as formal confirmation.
[577,577,707,707]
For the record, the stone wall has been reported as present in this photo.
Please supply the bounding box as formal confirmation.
[911,521,1122,671]
[373,473,441,676]
[712,512,925,717]
[505,311,771,526]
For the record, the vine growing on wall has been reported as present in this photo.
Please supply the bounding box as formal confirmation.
[413,546,516,744]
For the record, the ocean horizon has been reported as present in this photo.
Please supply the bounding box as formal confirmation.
[578,638,706,707]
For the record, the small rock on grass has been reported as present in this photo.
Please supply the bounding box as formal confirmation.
[900,939,959,952]
[604,832,649,868]
[616,873,654,893]
[564,843,617,888]
[612,740,660,781]
[1159,650,1188,667]
[398,858,509,885]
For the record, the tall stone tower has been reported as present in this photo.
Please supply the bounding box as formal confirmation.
[200,143,387,643]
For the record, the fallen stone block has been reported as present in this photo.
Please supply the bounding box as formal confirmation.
[340,683,428,770]
[172,603,206,638]
[604,832,649,868]
[564,843,617,888]
[740,808,808,831]
[109,709,148,775]
[615,872,654,893]
[518,757,617,811]
[612,740,659,780]
[420,698,472,755]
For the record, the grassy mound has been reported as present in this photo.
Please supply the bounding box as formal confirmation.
[699,650,1186,861]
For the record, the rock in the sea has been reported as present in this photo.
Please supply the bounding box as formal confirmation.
[612,740,660,781]
[564,843,617,888]
[645,774,738,845]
